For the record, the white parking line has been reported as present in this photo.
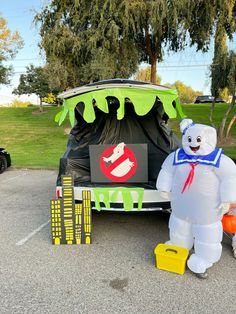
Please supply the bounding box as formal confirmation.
[16,220,50,246]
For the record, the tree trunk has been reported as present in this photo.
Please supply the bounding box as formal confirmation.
[150,58,157,83]
[144,24,157,84]
[226,112,236,138]
[226,95,236,138]
[209,98,216,128]
[218,95,235,142]
[39,97,43,112]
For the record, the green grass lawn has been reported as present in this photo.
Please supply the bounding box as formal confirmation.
[0,106,70,169]
[0,103,235,169]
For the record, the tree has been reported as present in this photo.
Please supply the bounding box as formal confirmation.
[36,0,193,87]
[166,80,203,104]
[43,58,78,92]
[218,88,229,103]
[209,49,236,142]
[36,1,236,89]
[220,51,236,141]
[134,66,161,84]
[35,0,140,88]
[121,1,190,83]
[211,25,228,99]
[209,2,236,141]
[226,52,236,138]
[0,16,23,84]
[42,92,57,105]
[13,65,52,112]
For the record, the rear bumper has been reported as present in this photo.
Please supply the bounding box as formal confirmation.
[0,151,11,167]
[6,153,11,167]
[56,186,171,212]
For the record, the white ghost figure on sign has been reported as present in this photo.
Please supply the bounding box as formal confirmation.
[156,119,236,278]
[103,142,134,177]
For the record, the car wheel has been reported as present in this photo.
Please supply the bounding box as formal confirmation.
[0,155,7,174]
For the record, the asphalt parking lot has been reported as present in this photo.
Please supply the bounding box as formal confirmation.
[0,169,236,314]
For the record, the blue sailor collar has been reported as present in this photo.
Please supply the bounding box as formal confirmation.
[173,148,224,168]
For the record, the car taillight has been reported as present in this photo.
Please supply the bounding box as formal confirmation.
[56,188,61,199]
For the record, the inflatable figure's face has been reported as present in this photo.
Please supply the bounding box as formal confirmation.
[182,124,217,155]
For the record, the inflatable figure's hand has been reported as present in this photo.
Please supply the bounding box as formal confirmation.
[160,191,170,200]
[228,207,236,216]
[219,203,230,217]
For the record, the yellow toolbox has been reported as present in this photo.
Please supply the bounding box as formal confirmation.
[154,243,189,275]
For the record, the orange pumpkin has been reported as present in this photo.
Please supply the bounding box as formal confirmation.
[222,214,236,233]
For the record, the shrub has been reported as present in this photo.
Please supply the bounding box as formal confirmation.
[11,99,31,108]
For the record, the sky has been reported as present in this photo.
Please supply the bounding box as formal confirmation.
[0,0,235,105]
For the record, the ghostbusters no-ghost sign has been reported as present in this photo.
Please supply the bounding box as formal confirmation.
[89,143,148,183]
[100,143,137,182]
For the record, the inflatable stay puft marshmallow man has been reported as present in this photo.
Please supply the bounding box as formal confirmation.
[156,119,236,278]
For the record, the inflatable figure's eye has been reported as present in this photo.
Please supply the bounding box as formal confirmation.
[197,136,201,143]
[188,136,192,143]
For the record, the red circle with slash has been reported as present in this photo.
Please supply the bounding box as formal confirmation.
[100,145,137,182]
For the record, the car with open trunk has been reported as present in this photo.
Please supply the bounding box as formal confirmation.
[55,79,185,212]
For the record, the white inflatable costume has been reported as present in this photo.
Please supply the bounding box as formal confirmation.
[156,119,236,275]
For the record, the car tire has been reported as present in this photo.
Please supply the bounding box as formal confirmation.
[0,155,7,174]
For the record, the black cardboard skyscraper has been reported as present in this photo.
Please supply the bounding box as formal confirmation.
[51,175,92,245]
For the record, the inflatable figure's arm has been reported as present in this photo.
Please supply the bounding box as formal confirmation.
[228,203,236,216]
[215,155,236,203]
[156,152,175,193]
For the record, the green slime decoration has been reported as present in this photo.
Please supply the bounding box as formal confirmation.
[93,187,144,211]
[56,87,185,126]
